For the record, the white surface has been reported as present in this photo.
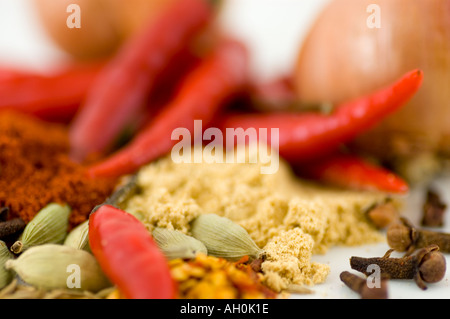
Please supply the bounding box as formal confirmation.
[0,0,449,299]
[303,179,450,299]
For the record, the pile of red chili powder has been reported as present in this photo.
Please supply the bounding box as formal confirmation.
[0,111,117,227]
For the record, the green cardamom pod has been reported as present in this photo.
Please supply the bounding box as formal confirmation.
[64,220,90,252]
[11,203,71,254]
[0,240,14,289]
[5,244,111,292]
[190,214,264,261]
[152,227,207,260]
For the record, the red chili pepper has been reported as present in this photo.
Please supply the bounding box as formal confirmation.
[89,205,176,299]
[248,75,299,112]
[218,69,423,163]
[295,153,409,193]
[86,39,249,178]
[69,0,212,162]
[0,62,104,123]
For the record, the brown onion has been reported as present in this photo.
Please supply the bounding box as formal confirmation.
[294,0,450,172]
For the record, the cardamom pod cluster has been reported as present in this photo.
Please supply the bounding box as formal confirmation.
[64,220,90,252]
[0,240,14,289]
[152,227,207,260]
[5,244,111,292]
[11,203,71,254]
[190,214,264,261]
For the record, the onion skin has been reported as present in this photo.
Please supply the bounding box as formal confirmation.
[33,0,176,60]
[295,0,450,162]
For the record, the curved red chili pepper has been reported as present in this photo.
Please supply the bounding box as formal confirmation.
[86,39,249,178]
[68,0,212,162]
[89,205,176,299]
[295,153,409,193]
[0,62,104,123]
[218,69,423,163]
[248,75,299,112]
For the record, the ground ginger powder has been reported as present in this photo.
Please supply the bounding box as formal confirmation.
[122,150,396,292]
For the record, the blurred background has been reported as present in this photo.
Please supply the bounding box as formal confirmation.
[0,0,329,78]
[1,0,450,183]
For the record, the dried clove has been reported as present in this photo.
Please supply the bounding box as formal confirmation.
[340,271,388,299]
[0,207,10,222]
[0,218,26,240]
[387,217,450,254]
[365,200,400,229]
[421,189,447,227]
[350,245,446,290]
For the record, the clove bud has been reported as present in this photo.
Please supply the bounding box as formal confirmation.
[350,245,446,290]
[421,189,446,227]
[365,200,400,229]
[387,217,450,254]
[340,271,388,299]
[0,218,26,240]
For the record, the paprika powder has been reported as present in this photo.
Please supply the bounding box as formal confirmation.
[0,111,117,227]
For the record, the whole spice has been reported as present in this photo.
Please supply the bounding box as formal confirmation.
[0,112,117,227]
[169,254,277,299]
[0,278,114,299]
[73,174,141,253]
[0,61,104,123]
[247,75,301,112]
[87,38,249,178]
[340,271,388,299]
[296,153,409,194]
[0,207,9,222]
[64,220,90,252]
[365,199,400,229]
[122,151,392,290]
[190,214,265,262]
[89,205,176,299]
[0,218,26,240]
[0,240,14,289]
[10,203,71,254]
[152,227,208,260]
[350,245,446,290]
[387,217,450,254]
[69,0,212,162]
[421,189,447,227]
[103,174,139,208]
[5,244,111,292]
[218,69,423,164]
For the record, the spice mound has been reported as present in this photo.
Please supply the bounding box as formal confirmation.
[170,254,277,299]
[122,148,397,292]
[0,112,117,227]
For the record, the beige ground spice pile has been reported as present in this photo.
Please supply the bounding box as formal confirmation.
[121,149,397,292]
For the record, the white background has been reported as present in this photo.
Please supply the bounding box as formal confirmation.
[0,0,330,77]
[0,0,449,299]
